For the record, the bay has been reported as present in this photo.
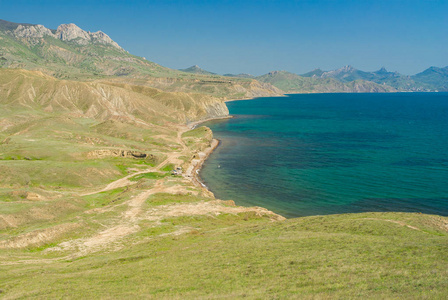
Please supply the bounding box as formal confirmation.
[200,93,448,218]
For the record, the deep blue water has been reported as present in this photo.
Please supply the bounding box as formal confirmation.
[200,93,448,218]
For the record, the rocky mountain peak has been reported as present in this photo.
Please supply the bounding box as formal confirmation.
[321,65,356,78]
[90,30,121,48]
[14,24,55,39]
[56,23,91,44]
[55,23,122,49]
[8,20,122,50]
[341,65,355,72]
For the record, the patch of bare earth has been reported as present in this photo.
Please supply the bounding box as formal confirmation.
[0,223,81,249]
[365,218,422,232]
[47,180,284,257]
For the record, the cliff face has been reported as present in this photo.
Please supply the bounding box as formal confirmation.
[13,24,54,39]
[245,80,284,98]
[55,23,122,49]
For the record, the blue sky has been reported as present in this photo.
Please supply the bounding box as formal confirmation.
[1,0,447,75]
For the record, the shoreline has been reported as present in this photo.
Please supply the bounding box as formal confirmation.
[184,97,261,200]
[185,138,220,197]
[187,115,233,130]
[184,105,239,197]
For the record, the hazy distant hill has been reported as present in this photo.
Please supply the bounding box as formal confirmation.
[223,73,256,79]
[179,65,216,75]
[411,66,448,91]
[299,65,448,92]
[300,68,325,78]
[256,70,396,93]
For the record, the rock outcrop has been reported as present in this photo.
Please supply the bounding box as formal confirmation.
[12,22,122,50]
[87,149,154,160]
[56,23,91,44]
[14,24,55,38]
[321,65,356,79]
[55,23,121,49]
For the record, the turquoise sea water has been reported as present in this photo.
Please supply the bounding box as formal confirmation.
[200,93,448,218]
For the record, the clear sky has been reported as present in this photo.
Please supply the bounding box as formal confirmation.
[1,0,447,75]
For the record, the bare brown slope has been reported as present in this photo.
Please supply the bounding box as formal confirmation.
[107,76,284,100]
[0,69,229,123]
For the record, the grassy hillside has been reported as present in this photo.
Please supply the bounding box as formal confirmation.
[1,211,447,298]
[0,20,175,79]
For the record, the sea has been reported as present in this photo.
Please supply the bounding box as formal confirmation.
[200,93,448,218]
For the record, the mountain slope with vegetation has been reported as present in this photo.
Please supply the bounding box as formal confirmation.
[0,19,282,99]
[411,66,448,91]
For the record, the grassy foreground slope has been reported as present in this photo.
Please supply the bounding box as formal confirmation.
[1,212,447,298]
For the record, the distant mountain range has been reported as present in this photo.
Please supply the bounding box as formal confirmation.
[298,65,448,92]
[176,64,448,93]
[0,18,446,94]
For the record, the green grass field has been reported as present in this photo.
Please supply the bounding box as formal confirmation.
[1,212,447,299]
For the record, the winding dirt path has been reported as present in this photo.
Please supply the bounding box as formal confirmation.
[81,125,191,196]
[0,121,284,262]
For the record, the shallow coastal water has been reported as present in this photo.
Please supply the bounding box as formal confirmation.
[200,93,448,218]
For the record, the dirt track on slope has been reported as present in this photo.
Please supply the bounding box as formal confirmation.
[0,122,284,262]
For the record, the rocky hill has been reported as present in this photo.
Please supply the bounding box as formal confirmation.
[0,19,165,78]
[11,22,122,49]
